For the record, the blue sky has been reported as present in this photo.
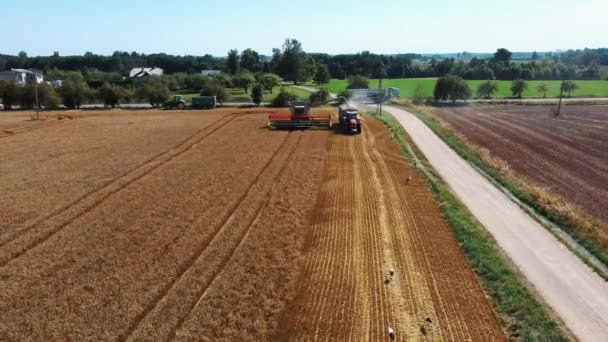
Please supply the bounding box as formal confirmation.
[2,0,606,56]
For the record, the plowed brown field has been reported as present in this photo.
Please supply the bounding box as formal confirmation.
[0,109,502,340]
[433,105,608,224]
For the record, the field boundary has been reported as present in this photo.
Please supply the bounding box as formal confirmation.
[369,111,568,340]
[398,104,608,279]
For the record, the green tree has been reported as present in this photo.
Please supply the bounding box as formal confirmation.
[240,48,260,72]
[214,73,233,88]
[314,64,331,84]
[260,73,281,93]
[347,75,369,89]
[200,81,227,105]
[562,81,578,97]
[510,79,528,98]
[434,75,471,103]
[0,81,20,109]
[270,87,297,107]
[302,56,316,82]
[227,49,240,75]
[251,83,264,106]
[96,83,127,108]
[494,48,512,63]
[278,38,306,84]
[134,78,170,107]
[476,81,498,99]
[233,72,255,93]
[309,88,330,104]
[59,78,91,109]
[537,83,549,98]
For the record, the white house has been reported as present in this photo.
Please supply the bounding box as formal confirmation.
[201,70,222,77]
[129,67,164,78]
[0,69,43,85]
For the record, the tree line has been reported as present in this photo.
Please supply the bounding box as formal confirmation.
[2,46,606,82]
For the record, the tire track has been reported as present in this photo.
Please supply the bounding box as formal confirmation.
[123,132,300,341]
[0,117,65,140]
[0,114,237,267]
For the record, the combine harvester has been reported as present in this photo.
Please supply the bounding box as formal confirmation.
[268,101,332,130]
[268,98,361,134]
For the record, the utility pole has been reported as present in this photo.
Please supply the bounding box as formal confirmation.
[34,69,40,120]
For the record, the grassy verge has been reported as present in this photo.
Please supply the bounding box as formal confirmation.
[370,111,567,341]
[399,104,608,276]
[313,78,608,98]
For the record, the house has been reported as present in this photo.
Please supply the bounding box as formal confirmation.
[129,67,164,78]
[0,69,43,85]
[201,70,222,77]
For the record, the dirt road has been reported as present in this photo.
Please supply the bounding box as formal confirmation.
[385,105,608,341]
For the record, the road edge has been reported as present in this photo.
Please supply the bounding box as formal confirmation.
[368,111,570,341]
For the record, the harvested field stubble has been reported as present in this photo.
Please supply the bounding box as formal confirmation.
[0,108,502,340]
[279,118,504,340]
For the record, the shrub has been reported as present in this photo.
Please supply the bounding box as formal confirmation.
[59,78,91,109]
[135,79,170,107]
[271,88,297,107]
[476,81,498,99]
[412,85,425,105]
[338,89,351,100]
[96,83,128,108]
[510,79,528,99]
[309,88,330,104]
[434,75,471,103]
[200,81,228,105]
[347,75,369,89]
[0,81,20,109]
[251,83,264,106]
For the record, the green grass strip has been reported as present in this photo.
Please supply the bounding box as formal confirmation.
[371,112,567,341]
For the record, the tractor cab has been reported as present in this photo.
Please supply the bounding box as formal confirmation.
[338,103,361,134]
[162,95,187,110]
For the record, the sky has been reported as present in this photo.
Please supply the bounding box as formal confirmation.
[1,0,607,57]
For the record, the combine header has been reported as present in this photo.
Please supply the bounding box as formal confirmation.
[268,101,332,129]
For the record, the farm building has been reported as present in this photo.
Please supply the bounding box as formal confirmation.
[0,69,43,85]
[129,67,164,78]
[201,70,222,77]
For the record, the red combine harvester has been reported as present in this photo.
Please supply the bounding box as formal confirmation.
[268,101,332,129]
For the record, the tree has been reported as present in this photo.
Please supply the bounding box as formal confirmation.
[227,49,240,75]
[200,81,228,105]
[510,79,528,98]
[494,48,512,63]
[302,57,316,82]
[313,64,331,84]
[537,83,549,98]
[347,75,369,89]
[270,87,297,107]
[59,77,91,108]
[433,75,471,103]
[278,38,306,84]
[562,80,578,97]
[18,51,27,59]
[251,83,264,106]
[240,48,260,72]
[532,51,538,60]
[476,81,498,99]
[0,81,20,109]
[233,72,255,93]
[214,73,233,88]
[309,88,330,104]
[19,83,61,109]
[134,78,170,107]
[260,73,281,93]
[96,83,127,108]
